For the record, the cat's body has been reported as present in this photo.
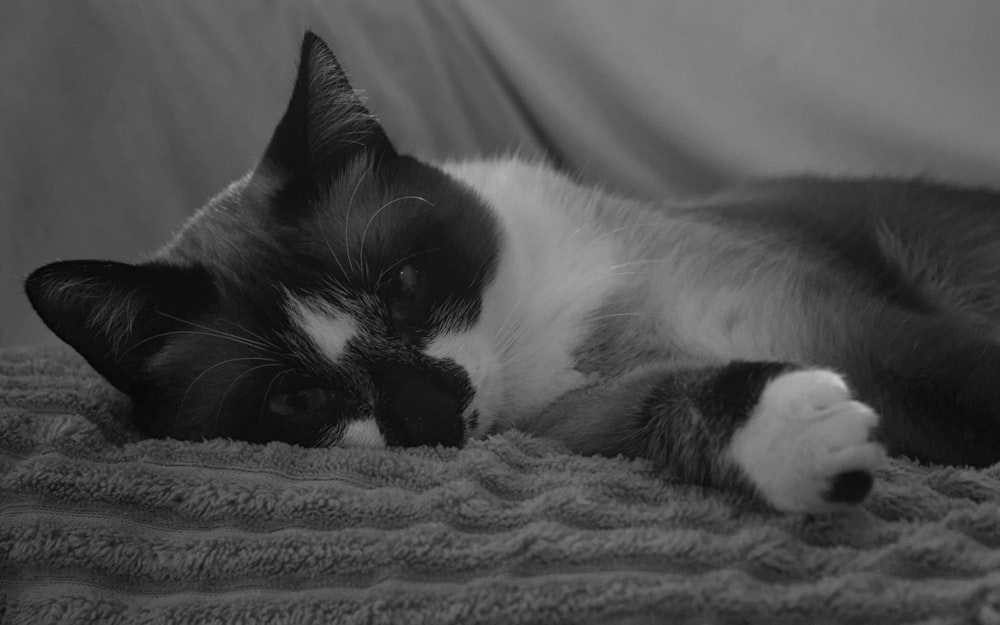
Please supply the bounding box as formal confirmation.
[25,34,1000,514]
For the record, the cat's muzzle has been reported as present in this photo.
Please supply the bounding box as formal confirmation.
[366,358,472,447]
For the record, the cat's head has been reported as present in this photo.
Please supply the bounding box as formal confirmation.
[25,32,504,448]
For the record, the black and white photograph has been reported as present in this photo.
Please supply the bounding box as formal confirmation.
[3,2,1000,623]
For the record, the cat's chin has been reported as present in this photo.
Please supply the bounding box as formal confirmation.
[463,390,497,441]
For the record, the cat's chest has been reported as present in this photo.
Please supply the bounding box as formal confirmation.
[485,219,622,423]
[444,160,627,425]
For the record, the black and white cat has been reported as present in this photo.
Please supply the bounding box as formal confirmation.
[26,33,1000,513]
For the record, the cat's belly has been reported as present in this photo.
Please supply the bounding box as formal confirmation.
[571,247,825,376]
[664,284,802,361]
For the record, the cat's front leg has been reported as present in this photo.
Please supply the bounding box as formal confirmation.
[531,361,887,513]
[726,368,886,512]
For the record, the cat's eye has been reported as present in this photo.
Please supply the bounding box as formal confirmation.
[397,264,419,294]
[267,387,335,416]
[390,264,427,328]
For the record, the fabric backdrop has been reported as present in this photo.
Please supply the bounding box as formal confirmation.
[3,0,1000,348]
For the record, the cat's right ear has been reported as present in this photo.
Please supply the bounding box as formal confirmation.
[260,31,395,182]
[24,260,213,394]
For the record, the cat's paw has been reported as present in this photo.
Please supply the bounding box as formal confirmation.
[728,369,886,513]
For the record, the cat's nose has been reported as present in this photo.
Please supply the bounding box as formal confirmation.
[366,359,468,447]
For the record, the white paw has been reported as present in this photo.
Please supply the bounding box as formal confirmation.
[728,369,886,513]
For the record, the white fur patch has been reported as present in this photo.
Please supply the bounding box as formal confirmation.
[340,419,385,448]
[288,297,358,364]
[728,369,886,513]
[442,159,620,429]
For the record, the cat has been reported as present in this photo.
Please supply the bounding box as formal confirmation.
[25,32,1000,514]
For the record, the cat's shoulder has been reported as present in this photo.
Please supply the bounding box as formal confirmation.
[439,155,641,230]
[440,155,573,191]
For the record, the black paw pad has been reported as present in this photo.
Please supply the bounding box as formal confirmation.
[823,470,873,504]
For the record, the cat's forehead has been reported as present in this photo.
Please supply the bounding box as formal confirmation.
[156,171,274,268]
[156,155,502,336]
[162,156,497,275]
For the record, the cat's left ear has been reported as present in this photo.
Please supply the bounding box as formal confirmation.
[261,31,396,181]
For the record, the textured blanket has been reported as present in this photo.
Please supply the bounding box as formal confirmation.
[2,346,1000,624]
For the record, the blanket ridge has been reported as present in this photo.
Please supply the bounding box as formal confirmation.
[2,346,1000,625]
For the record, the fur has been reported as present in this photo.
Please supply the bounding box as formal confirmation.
[24,33,1000,513]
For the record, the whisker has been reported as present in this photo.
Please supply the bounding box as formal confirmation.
[492,288,533,346]
[588,220,672,246]
[358,195,433,274]
[174,356,276,421]
[317,421,347,448]
[496,310,662,372]
[320,223,352,286]
[494,310,528,358]
[260,368,295,422]
[606,258,669,271]
[583,311,660,323]
[215,362,285,426]
[344,162,373,274]
[467,253,495,290]
[488,227,600,346]
[489,237,671,356]
[120,329,272,359]
[157,312,272,350]
[214,318,284,352]
[374,247,442,290]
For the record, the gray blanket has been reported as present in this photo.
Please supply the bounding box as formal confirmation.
[2,346,1000,624]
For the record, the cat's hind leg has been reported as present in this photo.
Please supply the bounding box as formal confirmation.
[531,361,886,513]
[842,313,1000,467]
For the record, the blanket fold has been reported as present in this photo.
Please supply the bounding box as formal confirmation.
[2,346,1000,624]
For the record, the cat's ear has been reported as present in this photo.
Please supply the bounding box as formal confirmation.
[261,31,395,180]
[24,260,213,394]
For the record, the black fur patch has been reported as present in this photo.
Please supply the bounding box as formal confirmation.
[261,32,395,192]
[361,355,473,447]
[24,260,215,395]
[631,360,798,491]
[120,151,501,445]
[692,185,938,313]
[691,361,799,437]
[823,469,873,504]
[850,314,1000,467]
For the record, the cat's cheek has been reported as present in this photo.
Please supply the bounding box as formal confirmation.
[424,330,503,440]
